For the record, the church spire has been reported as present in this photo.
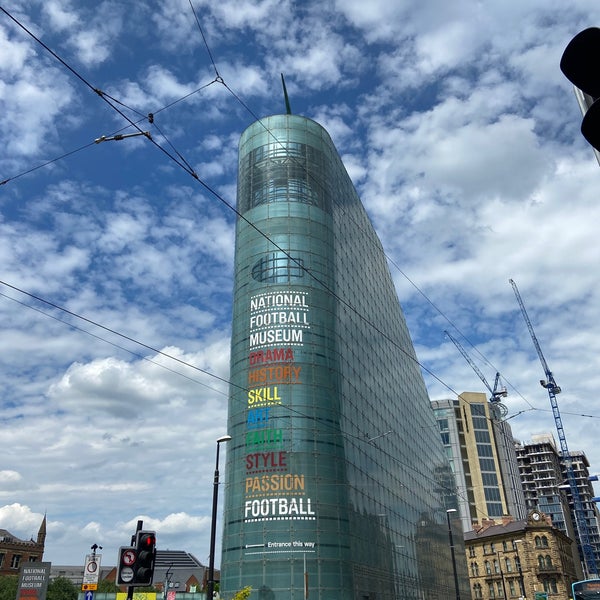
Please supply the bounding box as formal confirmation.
[37,513,47,545]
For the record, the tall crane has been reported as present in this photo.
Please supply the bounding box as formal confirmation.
[509,278,598,577]
[444,330,508,417]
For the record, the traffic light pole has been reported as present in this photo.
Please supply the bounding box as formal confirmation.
[127,520,144,600]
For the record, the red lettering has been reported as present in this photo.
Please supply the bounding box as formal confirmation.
[248,347,295,364]
[245,451,287,471]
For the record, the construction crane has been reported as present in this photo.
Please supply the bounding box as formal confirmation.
[509,278,598,577]
[444,330,508,418]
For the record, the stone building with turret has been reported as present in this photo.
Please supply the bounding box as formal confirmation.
[0,515,46,575]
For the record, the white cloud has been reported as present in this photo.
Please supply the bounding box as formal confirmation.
[3,0,600,567]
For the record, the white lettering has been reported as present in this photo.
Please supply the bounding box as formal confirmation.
[244,498,316,522]
[249,329,303,347]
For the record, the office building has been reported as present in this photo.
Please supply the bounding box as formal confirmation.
[221,114,469,600]
[432,393,526,532]
[515,433,600,574]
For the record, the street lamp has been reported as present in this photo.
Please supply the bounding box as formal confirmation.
[207,434,232,600]
[513,540,526,600]
[446,509,461,600]
[496,551,508,600]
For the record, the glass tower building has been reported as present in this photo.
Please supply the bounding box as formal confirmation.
[222,114,468,600]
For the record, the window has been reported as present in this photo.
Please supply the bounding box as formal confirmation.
[538,555,545,568]
[509,580,517,596]
[505,557,512,572]
[494,559,500,574]
[471,562,479,576]
[0,553,4,567]
[489,583,496,599]
[11,555,21,569]
[485,560,492,574]
[543,579,558,594]
[535,535,548,548]
[473,583,483,599]
[545,555,553,568]
[497,582,505,598]
[469,546,476,558]
[251,253,305,283]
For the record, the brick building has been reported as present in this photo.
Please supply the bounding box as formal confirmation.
[0,515,46,576]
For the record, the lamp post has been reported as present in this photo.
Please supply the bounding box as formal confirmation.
[513,540,526,600]
[207,434,232,600]
[446,509,461,600]
[496,551,508,600]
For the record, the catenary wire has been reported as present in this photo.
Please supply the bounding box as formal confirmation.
[0,279,240,391]
[0,12,461,400]
[1,8,594,521]
[1,7,584,429]
[0,291,228,397]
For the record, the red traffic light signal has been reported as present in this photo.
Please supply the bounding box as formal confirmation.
[560,27,600,152]
[133,531,156,586]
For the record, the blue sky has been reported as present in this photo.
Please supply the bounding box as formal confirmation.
[2,0,600,567]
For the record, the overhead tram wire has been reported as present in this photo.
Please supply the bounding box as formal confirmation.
[4,6,583,424]
[2,7,516,409]
[0,4,486,405]
[0,278,240,392]
[0,290,228,397]
[0,279,477,515]
[0,76,220,187]
[0,6,213,183]
[3,8,590,519]
[188,0,222,81]
[0,140,97,187]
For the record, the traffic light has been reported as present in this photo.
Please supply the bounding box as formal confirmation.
[560,27,600,151]
[133,530,156,586]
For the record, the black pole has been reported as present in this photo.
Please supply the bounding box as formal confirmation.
[446,510,461,600]
[207,436,230,600]
[496,552,508,600]
[514,542,526,599]
[127,520,143,600]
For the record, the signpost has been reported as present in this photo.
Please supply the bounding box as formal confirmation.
[16,561,51,600]
[82,552,102,591]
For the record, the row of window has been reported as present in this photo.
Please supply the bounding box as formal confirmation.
[0,553,38,568]
[470,553,554,576]
[472,579,521,598]
[473,578,558,598]
[478,537,548,555]
[470,557,521,575]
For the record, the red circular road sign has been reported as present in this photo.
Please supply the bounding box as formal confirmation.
[86,561,98,573]
[122,550,136,566]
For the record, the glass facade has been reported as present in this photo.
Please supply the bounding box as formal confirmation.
[222,114,468,600]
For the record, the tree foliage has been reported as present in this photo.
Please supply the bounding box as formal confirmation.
[231,586,252,600]
[47,576,78,600]
[0,575,19,600]
[96,579,120,593]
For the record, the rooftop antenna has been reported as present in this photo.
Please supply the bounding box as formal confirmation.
[281,73,292,115]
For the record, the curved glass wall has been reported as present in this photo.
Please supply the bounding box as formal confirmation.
[222,115,469,600]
